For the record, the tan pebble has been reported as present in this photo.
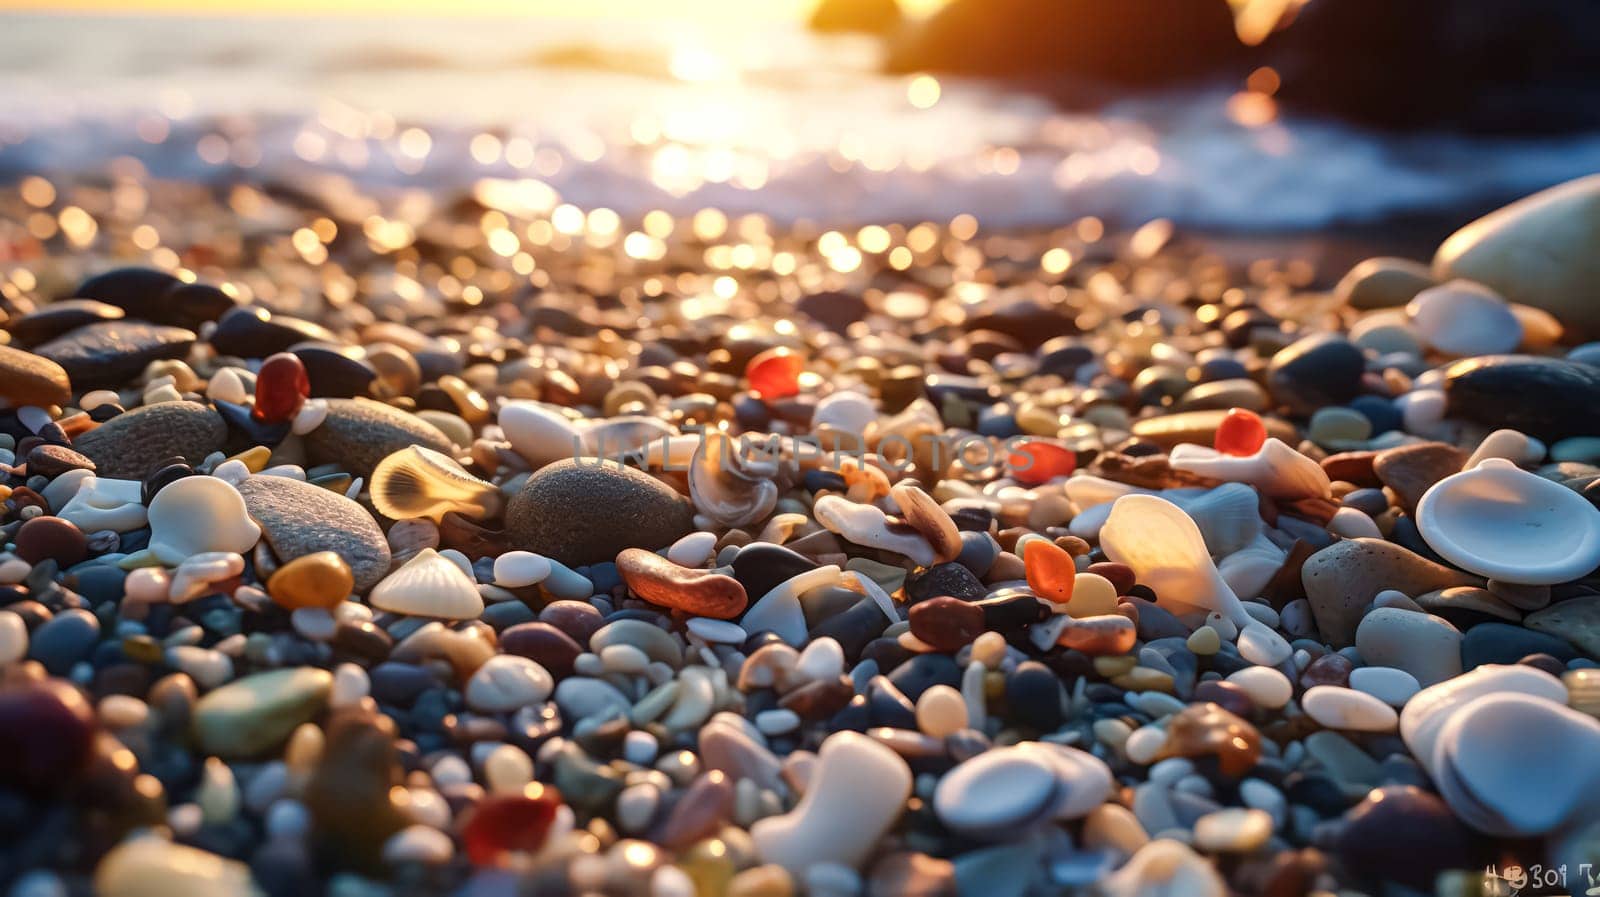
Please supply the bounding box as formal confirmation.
[1066,572,1118,618]
[914,685,968,738]
[267,551,353,611]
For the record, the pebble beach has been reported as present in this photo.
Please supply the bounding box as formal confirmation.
[7,12,1600,897]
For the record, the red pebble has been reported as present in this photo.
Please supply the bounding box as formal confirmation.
[1008,440,1076,486]
[1214,407,1267,457]
[745,347,804,400]
[460,786,563,866]
[253,352,310,423]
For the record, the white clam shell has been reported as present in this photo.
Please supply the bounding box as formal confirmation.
[147,476,261,566]
[1217,534,1287,600]
[1166,483,1263,556]
[812,494,935,567]
[1431,692,1600,836]
[368,548,485,620]
[1099,494,1253,626]
[1399,663,1568,779]
[1417,457,1600,584]
[1169,438,1331,500]
[58,476,149,533]
[688,431,779,528]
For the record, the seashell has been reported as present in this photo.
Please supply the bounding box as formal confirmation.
[1168,438,1331,500]
[498,400,585,468]
[812,494,936,566]
[890,481,961,563]
[1399,663,1567,778]
[1417,457,1600,584]
[1099,494,1253,626]
[371,445,502,522]
[688,431,779,528]
[147,475,262,566]
[742,565,840,646]
[1063,474,1148,510]
[1165,483,1263,556]
[1430,692,1600,836]
[57,476,148,533]
[368,547,485,620]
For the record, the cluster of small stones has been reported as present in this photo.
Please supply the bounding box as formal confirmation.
[2,170,1600,897]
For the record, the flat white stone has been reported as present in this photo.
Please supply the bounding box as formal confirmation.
[1303,685,1398,732]
[1349,666,1420,707]
[1237,621,1291,666]
[465,655,553,712]
[493,550,552,588]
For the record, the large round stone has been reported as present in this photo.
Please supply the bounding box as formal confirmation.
[0,344,72,406]
[505,459,694,566]
[1435,173,1600,339]
[73,401,227,479]
[33,320,196,389]
[237,474,391,592]
[1444,355,1600,441]
[303,397,454,477]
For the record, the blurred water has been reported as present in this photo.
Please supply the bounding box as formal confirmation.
[2,12,1598,230]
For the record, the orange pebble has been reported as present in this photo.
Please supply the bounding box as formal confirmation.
[1024,538,1076,604]
[745,347,804,400]
[1214,407,1267,457]
[1008,440,1077,486]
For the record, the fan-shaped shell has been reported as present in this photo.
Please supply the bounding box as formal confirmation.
[1417,457,1600,584]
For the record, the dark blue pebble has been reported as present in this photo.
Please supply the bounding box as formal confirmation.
[808,596,888,661]
[866,675,918,729]
[803,469,848,493]
[886,653,962,702]
[1349,395,1402,434]
[28,608,101,674]
[1006,661,1065,731]
[1462,623,1576,670]
[67,563,126,604]
[369,662,438,705]
[482,601,536,630]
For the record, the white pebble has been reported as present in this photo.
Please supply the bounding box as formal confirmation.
[382,824,454,864]
[623,730,660,766]
[1226,667,1292,710]
[914,685,968,738]
[1349,666,1421,707]
[687,617,746,644]
[291,398,329,435]
[666,531,717,567]
[1124,726,1167,765]
[795,637,845,682]
[465,655,554,713]
[329,663,370,709]
[198,757,240,825]
[616,783,660,833]
[1237,621,1291,666]
[1193,808,1274,852]
[1302,685,1399,732]
[483,744,534,794]
[493,550,552,588]
[0,610,27,665]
